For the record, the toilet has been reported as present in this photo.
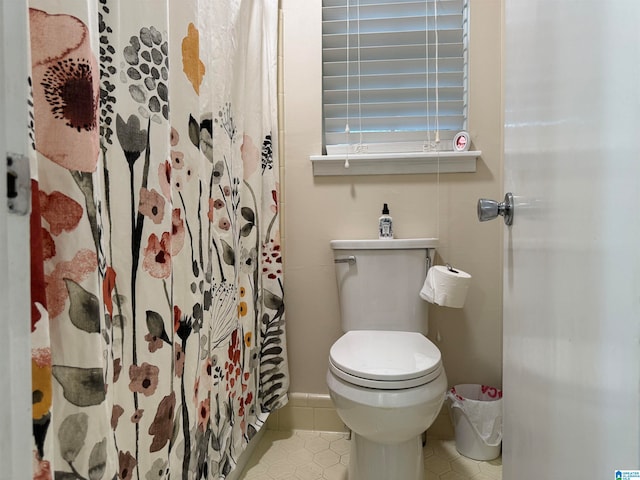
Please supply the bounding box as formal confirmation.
[326,238,447,480]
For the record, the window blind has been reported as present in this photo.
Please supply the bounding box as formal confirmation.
[322,0,468,154]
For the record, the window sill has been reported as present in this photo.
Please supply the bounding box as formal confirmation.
[309,151,481,176]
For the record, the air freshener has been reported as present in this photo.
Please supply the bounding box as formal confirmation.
[378,203,393,239]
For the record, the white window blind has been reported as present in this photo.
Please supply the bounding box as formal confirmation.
[322,0,468,154]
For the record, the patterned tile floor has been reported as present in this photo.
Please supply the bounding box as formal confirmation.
[238,429,502,480]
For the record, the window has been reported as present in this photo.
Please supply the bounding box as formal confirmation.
[321,0,468,156]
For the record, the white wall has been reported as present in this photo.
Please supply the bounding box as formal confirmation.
[281,0,504,394]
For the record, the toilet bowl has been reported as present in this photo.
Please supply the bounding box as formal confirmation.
[327,330,447,480]
[327,238,445,480]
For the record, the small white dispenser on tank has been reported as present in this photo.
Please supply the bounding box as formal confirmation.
[378,203,393,238]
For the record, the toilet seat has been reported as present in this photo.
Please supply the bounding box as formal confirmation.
[329,330,443,390]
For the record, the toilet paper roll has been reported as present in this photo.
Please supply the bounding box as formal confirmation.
[419,265,471,308]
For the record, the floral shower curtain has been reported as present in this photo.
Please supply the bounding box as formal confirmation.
[27,1,288,478]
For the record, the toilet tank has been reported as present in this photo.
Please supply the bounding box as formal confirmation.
[330,238,438,335]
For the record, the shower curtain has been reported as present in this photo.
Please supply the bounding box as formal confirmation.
[27,1,288,478]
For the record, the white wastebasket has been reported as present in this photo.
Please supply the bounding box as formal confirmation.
[447,384,502,461]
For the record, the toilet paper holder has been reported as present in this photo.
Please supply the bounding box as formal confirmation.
[446,263,459,274]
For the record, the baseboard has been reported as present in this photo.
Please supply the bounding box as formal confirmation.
[266,392,454,438]
[266,392,347,432]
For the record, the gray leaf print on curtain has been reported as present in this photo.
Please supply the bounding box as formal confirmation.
[52,366,106,407]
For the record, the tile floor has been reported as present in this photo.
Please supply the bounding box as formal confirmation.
[238,429,502,480]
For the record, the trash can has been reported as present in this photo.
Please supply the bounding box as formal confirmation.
[447,384,503,461]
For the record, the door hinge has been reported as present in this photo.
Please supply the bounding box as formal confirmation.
[7,152,30,215]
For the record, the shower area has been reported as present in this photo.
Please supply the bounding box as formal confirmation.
[6,0,289,478]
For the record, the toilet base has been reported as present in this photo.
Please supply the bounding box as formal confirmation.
[349,432,424,480]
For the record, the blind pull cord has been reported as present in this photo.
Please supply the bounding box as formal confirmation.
[344,0,350,168]
[434,0,440,145]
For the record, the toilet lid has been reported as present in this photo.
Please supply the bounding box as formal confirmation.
[329,330,442,387]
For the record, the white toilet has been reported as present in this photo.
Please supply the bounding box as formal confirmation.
[326,238,447,480]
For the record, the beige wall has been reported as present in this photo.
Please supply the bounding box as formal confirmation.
[281,0,503,394]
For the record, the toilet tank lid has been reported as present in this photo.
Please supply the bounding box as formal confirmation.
[331,238,438,250]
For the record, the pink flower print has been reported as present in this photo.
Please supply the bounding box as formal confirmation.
[130,409,144,424]
[128,362,160,396]
[193,376,200,405]
[39,190,83,236]
[33,450,51,480]
[170,126,179,146]
[44,249,98,319]
[138,188,165,224]
[208,198,215,222]
[202,357,213,378]
[170,209,185,256]
[41,227,56,261]
[185,166,193,183]
[143,232,171,279]
[118,451,137,480]
[174,342,185,378]
[145,332,164,353]
[32,347,51,369]
[111,404,124,430]
[240,134,259,179]
[197,399,210,432]
[218,218,230,231]
[158,161,171,200]
[171,150,184,169]
[173,173,184,191]
[29,9,99,172]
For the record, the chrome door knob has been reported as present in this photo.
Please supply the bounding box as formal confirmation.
[477,192,514,226]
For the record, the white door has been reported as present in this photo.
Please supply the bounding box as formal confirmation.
[0,1,34,478]
[502,1,640,478]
